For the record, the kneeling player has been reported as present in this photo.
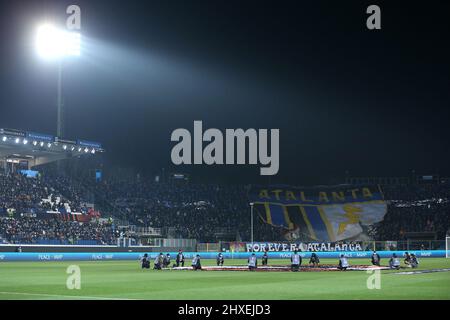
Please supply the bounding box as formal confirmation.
[403,251,412,267]
[248,253,257,271]
[389,253,400,269]
[410,253,419,268]
[338,254,349,271]
[192,254,202,270]
[154,252,163,270]
[262,251,269,266]
[176,250,185,267]
[141,253,150,269]
[163,253,171,268]
[291,250,302,272]
[216,252,224,266]
[371,251,381,266]
[309,253,320,267]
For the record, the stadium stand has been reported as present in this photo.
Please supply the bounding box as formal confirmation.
[0,162,449,246]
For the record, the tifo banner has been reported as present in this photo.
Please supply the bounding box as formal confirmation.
[244,242,364,252]
[250,185,387,241]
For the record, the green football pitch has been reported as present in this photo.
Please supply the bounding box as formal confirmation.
[0,258,449,300]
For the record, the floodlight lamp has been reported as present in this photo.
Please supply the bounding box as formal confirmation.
[35,23,81,59]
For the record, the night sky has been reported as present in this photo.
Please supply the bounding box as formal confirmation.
[1,0,449,184]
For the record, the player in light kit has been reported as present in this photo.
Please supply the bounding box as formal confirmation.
[338,254,349,271]
[192,254,202,270]
[389,253,400,269]
[291,250,302,271]
[154,252,163,270]
[248,253,257,271]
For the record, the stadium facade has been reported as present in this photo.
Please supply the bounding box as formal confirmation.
[0,128,103,172]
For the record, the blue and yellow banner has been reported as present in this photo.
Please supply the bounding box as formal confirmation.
[250,185,387,241]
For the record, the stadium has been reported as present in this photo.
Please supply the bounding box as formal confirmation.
[0,0,449,305]
[0,127,449,300]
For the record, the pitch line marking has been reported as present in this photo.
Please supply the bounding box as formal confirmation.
[0,291,138,300]
[391,268,450,275]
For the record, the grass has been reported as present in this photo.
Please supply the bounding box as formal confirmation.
[0,258,449,300]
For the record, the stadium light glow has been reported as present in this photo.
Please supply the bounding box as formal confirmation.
[35,24,81,59]
[47,143,52,148]
[2,136,6,142]
[23,139,28,145]
[32,141,38,146]
[15,138,20,144]
[63,145,67,150]
[40,142,44,147]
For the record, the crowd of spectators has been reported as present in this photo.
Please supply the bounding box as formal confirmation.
[0,172,85,215]
[371,185,450,240]
[96,178,251,241]
[0,216,117,245]
[0,173,50,214]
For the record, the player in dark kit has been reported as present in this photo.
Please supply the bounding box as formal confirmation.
[262,251,269,266]
[163,253,171,268]
[309,253,320,267]
[410,253,419,268]
[141,253,150,269]
[404,252,412,266]
[216,252,224,266]
[371,251,381,266]
[176,250,185,267]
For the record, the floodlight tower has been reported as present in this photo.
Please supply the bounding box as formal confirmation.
[35,23,81,138]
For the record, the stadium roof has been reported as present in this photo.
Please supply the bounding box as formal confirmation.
[0,128,104,167]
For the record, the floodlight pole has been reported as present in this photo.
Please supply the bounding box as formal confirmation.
[56,60,64,172]
[56,60,64,138]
